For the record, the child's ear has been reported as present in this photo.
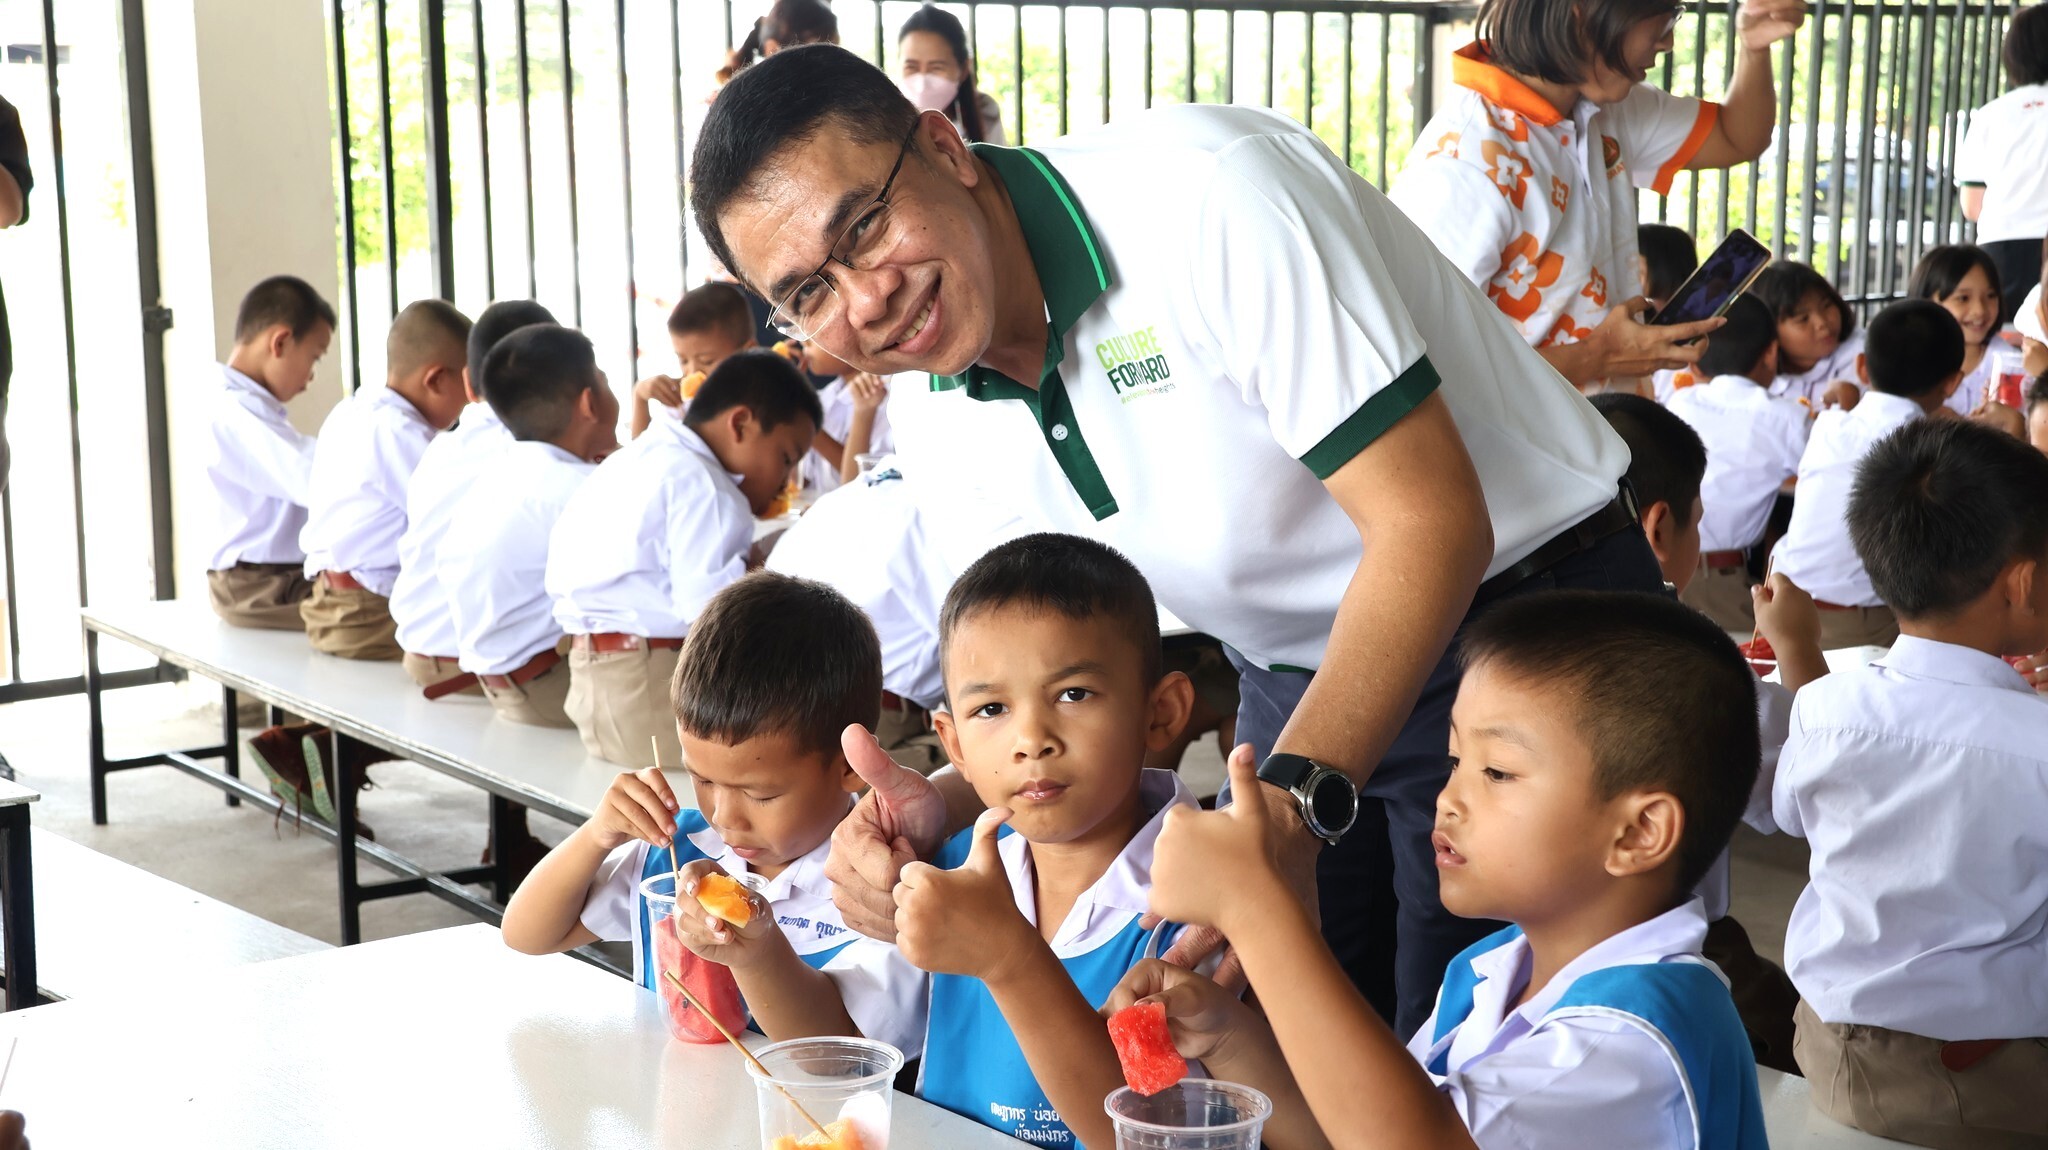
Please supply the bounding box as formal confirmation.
[1938,369,1964,401]
[460,366,481,405]
[932,707,964,767]
[727,405,758,443]
[1855,352,1869,386]
[1143,670,1196,753]
[575,386,599,424]
[1760,339,1779,378]
[1607,790,1684,880]
[1639,500,1677,567]
[833,749,864,794]
[268,325,293,361]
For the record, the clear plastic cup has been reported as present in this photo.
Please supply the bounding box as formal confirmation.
[854,452,886,476]
[748,1036,903,1150]
[640,871,755,1044]
[1104,1079,1272,1150]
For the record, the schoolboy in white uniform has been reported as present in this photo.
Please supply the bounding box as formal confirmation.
[298,300,471,660]
[796,342,894,494]
[442,324,618,727]
[1770,418,2048,1147]
[390,300,554,692]
[1125,590,1771,1150]
[546,349,820,767]
[502,573,924,1057]
[1772,300,1965,648]
[1666,296,1810,631]
[204,275,333,630]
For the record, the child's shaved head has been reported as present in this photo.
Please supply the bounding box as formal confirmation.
[386,299,473,378]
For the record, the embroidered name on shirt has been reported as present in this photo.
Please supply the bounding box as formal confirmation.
[1094,327,1175,402]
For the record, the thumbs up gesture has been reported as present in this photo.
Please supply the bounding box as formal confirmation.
[893,807,1037,982]
[1149,746,1280,933]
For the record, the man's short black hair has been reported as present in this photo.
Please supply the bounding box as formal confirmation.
[1589,393,1706,522]
[940,533,1163,694]
[1863,299,1965,398]
[467,300,557,397]
[683,348,824,434]
[1637,223,1699,303]
[1849,419,2048,620]
[234,275,337,344]
[1460,590,1761,900]
[1750,260,1857,342]
[481,323,600,442]
[672,571,882,758]
[690,44,920,288]
[1476,0,1679,87]
[2006,3,2048,88]
[667,282,757,347]
[1696,294,1779,379]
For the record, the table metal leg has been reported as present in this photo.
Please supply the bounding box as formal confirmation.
[220,685,241,808]
[0,806,37,1010]
[488,795,516,904]
[84,628,109,826]
[331,730,363,946]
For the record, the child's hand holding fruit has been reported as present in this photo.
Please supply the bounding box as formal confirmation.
[672,859,780,969]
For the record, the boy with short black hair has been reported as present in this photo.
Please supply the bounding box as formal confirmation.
[441,324,618,728]
[1665,295,1811,632]
[1129,590,1768,1149]
[547,348,821,767]
[1637,223,1698,315]
[298,299,472,660]
[205,274,335,630]
[501,571,923,1054]
[1770,298,1966,649]
[1585,394,1705,591]
[1774,418,2048,1146]
[629,282,758,438]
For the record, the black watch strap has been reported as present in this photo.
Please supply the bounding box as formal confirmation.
[1256,752,1318,792]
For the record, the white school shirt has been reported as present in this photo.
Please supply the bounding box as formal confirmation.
[1945,340,2029,415]
[1666,375,1810,552]
[581,808,928,1057]
[1954,83,2048,245]
[205,365,317,570]
[1407,900,1712,1149]
[390,404,514,658]
[899,106,1629,672]
[1392,44,1719,357]
[298,385,439,595]
[546,418,753,639]
[442,441,593,675]
[1768,328,1866,409]
[800,376,896,495]
[1768,390,1923,608]
[1771,637,2048,1040]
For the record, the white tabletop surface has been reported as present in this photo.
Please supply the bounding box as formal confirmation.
[0,779,36,809]
[0,923,1020,1149]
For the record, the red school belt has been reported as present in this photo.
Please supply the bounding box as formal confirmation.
[422,647,562,700]
[1702,550,1747,570]
[570,632,686,654]
[317,570,368,591]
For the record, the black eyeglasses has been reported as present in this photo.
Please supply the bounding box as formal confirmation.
[768,122,923,341]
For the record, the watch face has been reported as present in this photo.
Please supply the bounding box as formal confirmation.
[1307,771,1359,837]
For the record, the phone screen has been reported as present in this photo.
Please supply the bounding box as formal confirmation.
[1652,229,1770,327]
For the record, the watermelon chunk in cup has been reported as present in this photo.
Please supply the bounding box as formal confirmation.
[640,872,750,1044]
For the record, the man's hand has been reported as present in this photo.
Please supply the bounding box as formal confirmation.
[1588,298,1723,378]
[893,808,1037,981]
[633,374,684,409]
[825,724,952,941]
[589,767,681,853]
[1737,0,1809,49]
[670,859,782,970]
[1103,958,1268,1066]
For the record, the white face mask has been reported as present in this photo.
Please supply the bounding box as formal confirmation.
[900,71,960,114]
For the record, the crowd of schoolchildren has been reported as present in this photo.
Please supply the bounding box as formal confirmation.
[193,6,2047,1149]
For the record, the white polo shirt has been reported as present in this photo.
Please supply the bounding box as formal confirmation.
[800,376,895,495]
[1769,390,1922,607]
[1771,636,2048,1040]
[443,440,593,675]
[299,385,439,595]
[1768,328,1866,409]
[900,106,1629,672]
[546,418,753,639]
[391,403,514,658]
[1391,44,1719,357]
[205,364,316,570]
[1666,374,1810,552]
[1954,83,2048,245]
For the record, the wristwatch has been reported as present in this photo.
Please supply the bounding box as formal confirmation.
[1255,753,1359,847]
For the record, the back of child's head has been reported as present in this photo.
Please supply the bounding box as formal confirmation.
[1459,590,1760,900]
[1588,393,1706,520]
[1637,223,1698,303]
[467,300,557,397]
[939,533,1162,691]
[1909,244,2004,311]
[683,348,823,433]
[1750,259,1856,341]
[482,323,600,442]
[234,275,337,345]
[1695,295,1778,379]
[671,570,882,756]
[1862,299,1965,398]
[2006,2,2048,87]
[667,282,755,348]
[386,299,472,378]
[1848,419,2048,620]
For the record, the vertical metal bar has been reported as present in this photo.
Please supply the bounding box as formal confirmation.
[560,0,583,325]
[723,0,734,58]
[375,0,400,316]
[1224,7,1235,102]
[220,686,240,806]
[473,0,497,300]
[1013,6,1024,143]
[422,0,457,300]
[0,487,15,682]
[1102,6,1112,123]
[1799,0,1826,263]
[1340,13,1352,171]
[85,629,107,823]
[1826,4,1851,282]
[614,0,638,380]
[489,794,516,902]
[1906,0,1936,272]
[1687,0,1706,236]
[118,0,176,602]
[1303,12,1314,128]
[1851,1,1884,297]
[873,0,884,63]
[1144,9,1154,109]
[39,0,90,620]
[1376,13,1390,182]
[1058,4,1069,133]
[1413,12,1435,139]
[331,732,363,945]
[1263,10,1274,108]
[1718,1,1734,241]
[516,0,538,297]
[1881,2,1911,297]
[331,0,363,390]
[1185,6,1196,105]
[1,805,37,1010]
[671,0,688,286]
[1771,2,1794,256]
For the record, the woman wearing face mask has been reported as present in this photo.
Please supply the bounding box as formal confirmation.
[1391,0,1807,392]
[898,5,1005,145]
[717,0,839,86]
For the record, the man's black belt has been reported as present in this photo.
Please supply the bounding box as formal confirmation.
[1473,481,1642,606]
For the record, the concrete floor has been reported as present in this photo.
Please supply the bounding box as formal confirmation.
[0,680,1811,963]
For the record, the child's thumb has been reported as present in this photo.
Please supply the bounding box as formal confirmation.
[964,807,1012,872]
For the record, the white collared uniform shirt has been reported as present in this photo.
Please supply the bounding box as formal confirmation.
[1667,375,1811,552]
[1954,83,2048,245]
[1408,900,1713,1149]
[800,376,895,495]
[442,440,594,675]
[299,385,439,595]
[1769,390,1924,607]
[546,419,753,639]
[902,106,1629,673]
[1771,637,2048,1040]
[204,364,316,570]
[390,404,514,658]
[1769,329,1866,409]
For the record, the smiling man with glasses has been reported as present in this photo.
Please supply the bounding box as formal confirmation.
[690,44,1666,1059]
